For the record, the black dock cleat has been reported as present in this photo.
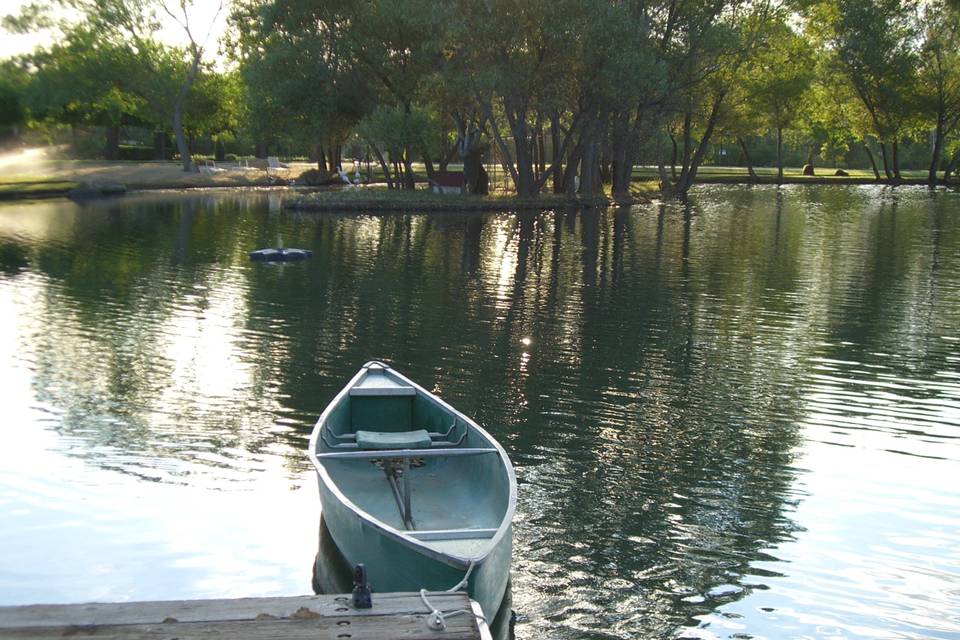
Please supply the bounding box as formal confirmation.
[351,564,372,609]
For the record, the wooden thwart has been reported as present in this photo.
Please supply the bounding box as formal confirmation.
[0,592,481,640]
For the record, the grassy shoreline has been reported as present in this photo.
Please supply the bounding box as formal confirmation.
[0,158,950,203]
[0,181,80,200]
[283,188,654,212]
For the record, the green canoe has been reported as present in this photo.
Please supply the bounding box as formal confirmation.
[308,361,516,619]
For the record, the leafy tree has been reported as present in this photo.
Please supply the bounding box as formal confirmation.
[0,58,30,141]
[227,0,371,169]
[0,80,25,139]
[355,106,432,188]
[445,0,584,197]
[6,0,224,170]
[805,0,919,180]
[661,1,777,198]
[252,0,449,187]
[917,0,960,185]
[24,29,145,158]
[742,19,815,181]
[717,78,765,181]
[181,70,242,155]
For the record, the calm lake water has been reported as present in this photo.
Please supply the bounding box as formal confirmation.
[0,185,958,639]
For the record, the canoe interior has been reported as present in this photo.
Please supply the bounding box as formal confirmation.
[316,366,511,559]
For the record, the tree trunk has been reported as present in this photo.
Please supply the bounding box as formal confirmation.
[675,91,726,199]
[863,141,881,181]
[578,112,605,198]
[561,141,582,197]
[655,133,673,198]
[402,147,415,189]
[215,139,225,162]
[776,127,784,184]
[537,123,546,178]
[928,122,945,187]
[676,109,694,189]
[482,102,521,194]
[892,140,902,181]
[104,124,120,161]
[506,107,535,197]
[458,124,488,195]
[610,111,637,198]
[514,142,535,196]
[550,112,563,194]
[371,146,393,188]
[172,106,193,172]
[421,148,435,183]
[737,137,757,182]
[393,159,402,187]
[491,95,543,197]
[669,132,679,180]
[879,142,893,180]
[316,144,328,173]
[462,150,485,193]
[599,116,612,186]
[439,145,457,173]
[255,141,267,159]
[533,109,583,195]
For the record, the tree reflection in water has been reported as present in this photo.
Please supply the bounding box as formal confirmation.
[1,185,957,638]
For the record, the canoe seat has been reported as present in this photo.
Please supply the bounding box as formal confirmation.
[356,429,432,450]
[408,528,498,541]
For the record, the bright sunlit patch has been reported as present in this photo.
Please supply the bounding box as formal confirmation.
[521,337,532,346]
[0,147,50,172]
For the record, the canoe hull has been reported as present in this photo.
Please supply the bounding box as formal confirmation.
[310,362,515,619]
[317,474,512,619]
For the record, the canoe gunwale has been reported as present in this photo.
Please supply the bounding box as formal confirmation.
[308,361,517,571]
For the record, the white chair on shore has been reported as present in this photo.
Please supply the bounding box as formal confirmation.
[266,156,289,182]
[199,160,225,175]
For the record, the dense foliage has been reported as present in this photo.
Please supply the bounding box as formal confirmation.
[2,0,958,194]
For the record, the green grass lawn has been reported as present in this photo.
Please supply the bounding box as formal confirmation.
[401,162,933,186]
[630,165,930,181]
[0,180,78,196]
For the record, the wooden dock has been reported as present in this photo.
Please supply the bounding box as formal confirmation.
[0,592,486,639]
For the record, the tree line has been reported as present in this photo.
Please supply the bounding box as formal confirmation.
[2,0,959,198]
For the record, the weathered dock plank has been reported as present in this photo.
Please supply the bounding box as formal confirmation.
[0,593,481,640]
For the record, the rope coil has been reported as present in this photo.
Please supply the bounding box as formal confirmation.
[419,560,487,631]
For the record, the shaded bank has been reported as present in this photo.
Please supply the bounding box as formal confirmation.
[283,189,654,212]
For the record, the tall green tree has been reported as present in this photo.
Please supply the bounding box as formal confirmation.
[24,29,145,158]
[918,0,960,185]
[662,0,777,198]
[805,0,919,180]
[7,0,224,170]
[252,0,449,188]
[742,19,815,182]
[228,0,371,168]
[0,80,25,141]
[0,58,31,142]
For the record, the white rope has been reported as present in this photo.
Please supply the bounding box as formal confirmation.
[419,560,487,631]
[445,559,476,593]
